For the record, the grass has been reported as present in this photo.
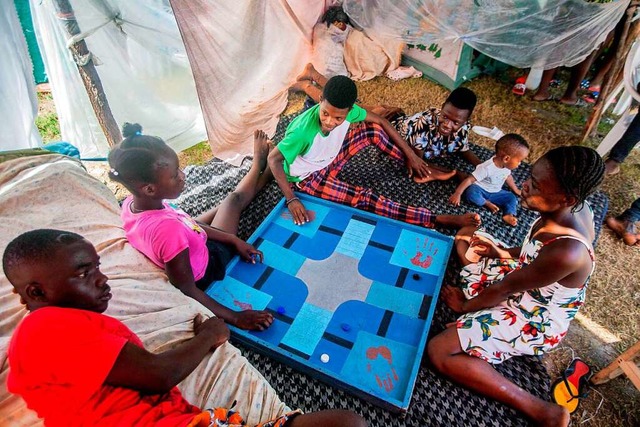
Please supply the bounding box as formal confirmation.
[35,93,61,142]
[38,69,639,426]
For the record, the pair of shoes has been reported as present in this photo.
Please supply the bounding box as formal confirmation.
[472,125,505,140]
[560,98,590,107]
[386,66,422,81]
[512,76,526,96]
[551,358,593,414]
[583,93,599,104]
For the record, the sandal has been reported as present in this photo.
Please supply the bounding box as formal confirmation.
[551,358,592,414]
[512,76,526,96]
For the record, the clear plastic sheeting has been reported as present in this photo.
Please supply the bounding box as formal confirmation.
[169,0,322,165]
[30,0,206,158]
[344,0,630,69]
[1,1,42,151]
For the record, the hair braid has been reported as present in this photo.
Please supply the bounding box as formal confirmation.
[542,146,604,212]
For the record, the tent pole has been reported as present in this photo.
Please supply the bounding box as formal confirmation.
[582,2,639,142]
[52,0,121,147]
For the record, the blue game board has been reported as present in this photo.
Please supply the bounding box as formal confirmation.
[205,193,453,412]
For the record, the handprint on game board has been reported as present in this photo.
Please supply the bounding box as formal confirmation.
[403,237,439,269]
[366,346,399,392]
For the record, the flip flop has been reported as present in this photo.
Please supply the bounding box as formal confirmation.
[551,358,592,414]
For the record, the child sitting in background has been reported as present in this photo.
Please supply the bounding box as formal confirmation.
[109,123,273,331]
[3,229,366,427]
[449,134,529,226]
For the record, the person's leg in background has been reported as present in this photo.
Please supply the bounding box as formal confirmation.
[605,113,640,175]
[606,198,640,245]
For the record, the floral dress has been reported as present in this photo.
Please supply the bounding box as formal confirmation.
[456,220,595,364]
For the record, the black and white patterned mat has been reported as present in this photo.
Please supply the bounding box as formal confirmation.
[176,116,609,427]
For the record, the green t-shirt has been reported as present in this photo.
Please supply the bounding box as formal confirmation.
[278,104,367,182]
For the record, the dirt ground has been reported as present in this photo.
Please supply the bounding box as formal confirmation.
[38,70,639,426]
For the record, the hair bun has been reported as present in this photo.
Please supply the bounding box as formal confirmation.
[122,122,143,138]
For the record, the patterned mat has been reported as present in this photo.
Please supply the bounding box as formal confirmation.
[176,116,609,427]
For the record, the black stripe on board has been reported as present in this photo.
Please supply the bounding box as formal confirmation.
[318,225,343,236]
[418,295,433,320]
[322,332,354,349]
[369,241,394,252]
[377,310,393,337]
[283,233,300,249]
[395,268,408,287]
[253,266,274,290]
[279,342,311,360]
[352,214,377,225]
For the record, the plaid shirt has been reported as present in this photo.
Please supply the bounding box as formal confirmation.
[393,108,470,160]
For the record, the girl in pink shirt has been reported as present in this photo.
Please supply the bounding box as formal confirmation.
[109,123,273,331]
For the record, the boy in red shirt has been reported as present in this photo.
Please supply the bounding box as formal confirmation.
[3,229,366,427]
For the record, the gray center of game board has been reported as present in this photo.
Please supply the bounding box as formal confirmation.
[296,252,373,312]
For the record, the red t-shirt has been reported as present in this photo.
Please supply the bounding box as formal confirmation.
[7,307,201,426]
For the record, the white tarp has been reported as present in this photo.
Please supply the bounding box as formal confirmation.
[28,0,631,161]
[344,0,629,70]
[1,1,42,151]
[30,0,206,159]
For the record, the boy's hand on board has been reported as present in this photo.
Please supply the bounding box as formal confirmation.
[288,199,310,225]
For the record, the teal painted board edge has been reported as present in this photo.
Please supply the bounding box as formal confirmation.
[206,193,454,413]
[402,44,482,90]
[14,0,47,84]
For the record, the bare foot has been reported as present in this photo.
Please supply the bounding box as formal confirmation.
[290,79,312,93]
[413,168,456,184]
[559,96,579,106]
[604,159,620,176]
[605,216,638,245]
[435,213,481,229]
[296,63,316,82]
[253,130,271,173]
[535,403,570,427]
[502,214,518,226]
[532,89,552,101]
[484,201,500,214]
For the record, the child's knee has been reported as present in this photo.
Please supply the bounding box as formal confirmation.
[225,191,245,208]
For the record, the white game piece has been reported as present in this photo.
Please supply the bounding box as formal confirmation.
[320,353,330,363]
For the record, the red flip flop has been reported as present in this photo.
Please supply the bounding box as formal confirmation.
[551,358,592,413]
[512,76,527,96]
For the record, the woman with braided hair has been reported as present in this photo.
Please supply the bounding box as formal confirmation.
[428,146,604,427]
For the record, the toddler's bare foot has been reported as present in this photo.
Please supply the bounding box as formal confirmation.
[502,214,518,226]
[605,216,638,245]
[435,213,481,229]
[484,201,500,214]
[296,63,316,82]
[253,130,271,173]
[413,168,456,184]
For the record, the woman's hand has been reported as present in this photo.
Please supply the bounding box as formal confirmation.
[469,234,512,259]
[233,238,263,264]
[441,286,468,314]
[288,199,310,225]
